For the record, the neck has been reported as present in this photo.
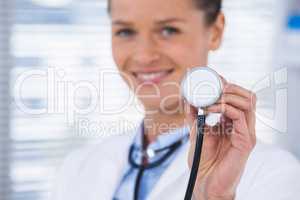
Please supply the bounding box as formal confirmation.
[143,110,186,144]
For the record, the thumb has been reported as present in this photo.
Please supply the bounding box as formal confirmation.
[184,99,221,174]
[184,99,198,127]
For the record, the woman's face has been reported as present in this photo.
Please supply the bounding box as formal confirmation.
[110,0,224,114]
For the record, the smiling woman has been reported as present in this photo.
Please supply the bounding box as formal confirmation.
[50,0,300,200]
[109,0,224,128]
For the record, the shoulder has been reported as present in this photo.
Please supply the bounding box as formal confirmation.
[63,119,143,166]
[248,140,300,171]
[50,129,136,199]
[240,140,300,183]
[62,133,135,172]
[236,140,300,199]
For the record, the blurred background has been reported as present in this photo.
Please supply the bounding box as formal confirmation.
[0,0,300,199]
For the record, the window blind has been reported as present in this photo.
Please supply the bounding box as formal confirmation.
[9,0,118,200]
[0,0,12,199]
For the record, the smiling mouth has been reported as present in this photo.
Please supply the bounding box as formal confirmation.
[132,69,174,84]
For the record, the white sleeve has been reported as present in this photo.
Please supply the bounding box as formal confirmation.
[237,148,300,200]
[48,137,114,200]
[49,149,84,200]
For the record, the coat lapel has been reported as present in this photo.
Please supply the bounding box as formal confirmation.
[148,141,191,200]
[76,133,136,200]
[77,121,191,200]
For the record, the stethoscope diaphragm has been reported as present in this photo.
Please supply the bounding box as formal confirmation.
[181,66,223,126]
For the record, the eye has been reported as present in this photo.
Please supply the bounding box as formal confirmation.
[115,28,136,38]
[161,26,180,37]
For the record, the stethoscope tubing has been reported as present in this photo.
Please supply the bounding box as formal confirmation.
[131,115,205,200]
[184,114,206,200]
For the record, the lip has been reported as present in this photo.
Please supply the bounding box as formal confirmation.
[132,68,174,84]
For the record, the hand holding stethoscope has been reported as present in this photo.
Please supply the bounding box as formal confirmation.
[182,67,257,200]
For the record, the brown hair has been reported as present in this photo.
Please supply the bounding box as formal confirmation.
[193,0,222,25]
[107,0,222,25]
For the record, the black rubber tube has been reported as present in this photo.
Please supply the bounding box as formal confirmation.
[184,115,206,200]
[134,166,145,200]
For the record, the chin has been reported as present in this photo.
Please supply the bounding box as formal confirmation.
[141,98,182,115]
[140,98,162,114]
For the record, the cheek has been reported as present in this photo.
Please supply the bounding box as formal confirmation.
[112,42,137,90]
[112,42,123,67]
[112,39,132,70]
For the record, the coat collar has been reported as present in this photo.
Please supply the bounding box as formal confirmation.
[81,120,191,200]
[147,141,190,200]
[76,129,136,200]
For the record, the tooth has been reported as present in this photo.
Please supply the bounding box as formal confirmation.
[136,71,168,81]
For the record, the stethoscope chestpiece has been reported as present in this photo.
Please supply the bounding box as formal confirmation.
[181,66,223,126]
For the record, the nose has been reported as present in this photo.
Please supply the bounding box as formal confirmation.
[132,35,161,65]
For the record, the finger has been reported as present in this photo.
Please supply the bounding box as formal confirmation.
[217,93,253,111]
[223,83,256,106]
[220,84,257,144]
[245,105,257,145]
[220,116,233,137]
[205,103,249,137]
[184,99,197,124]
[223,129,255,162]
[184,100,223,172]
[184,100,197,142]
[218,74,228,87]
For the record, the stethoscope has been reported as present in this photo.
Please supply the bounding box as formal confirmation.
[128,66,223,200]
[128,124,189,200]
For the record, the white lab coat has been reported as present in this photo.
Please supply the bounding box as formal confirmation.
[51,127,300,200]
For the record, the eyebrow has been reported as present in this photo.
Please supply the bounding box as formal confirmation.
[112,17,186,26]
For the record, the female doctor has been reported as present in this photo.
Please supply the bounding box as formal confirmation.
[51,0,300,199]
